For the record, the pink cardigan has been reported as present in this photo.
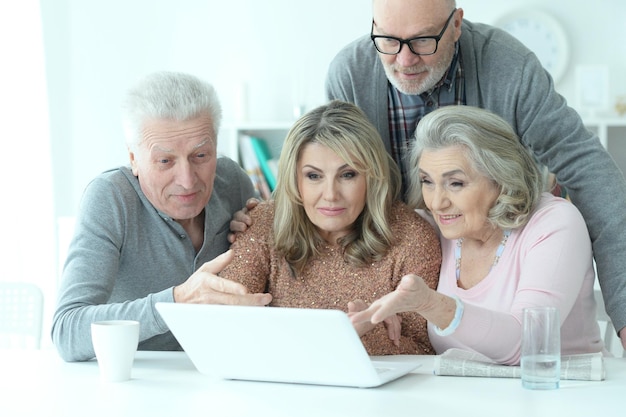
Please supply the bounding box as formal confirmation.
[428,193,605,364]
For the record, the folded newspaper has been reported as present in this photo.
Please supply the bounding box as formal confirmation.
[434,348,605,381]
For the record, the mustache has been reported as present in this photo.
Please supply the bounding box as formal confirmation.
[389,64,428,73]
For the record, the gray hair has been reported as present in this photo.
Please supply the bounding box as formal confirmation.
[121,71,222,150]
[407,106,544,229]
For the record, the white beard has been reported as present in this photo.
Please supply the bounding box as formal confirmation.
[382,46,455,95]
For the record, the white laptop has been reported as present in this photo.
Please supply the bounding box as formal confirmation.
[155,302,421,388]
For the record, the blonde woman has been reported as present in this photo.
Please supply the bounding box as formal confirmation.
[220,100,441,355]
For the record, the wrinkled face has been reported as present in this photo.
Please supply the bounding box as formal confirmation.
[372,0,462,95]
[129,114,217,222]
[418,146,500,242]
[297,142,367,244]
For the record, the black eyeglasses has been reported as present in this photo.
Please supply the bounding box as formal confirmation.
[371,8,457,56]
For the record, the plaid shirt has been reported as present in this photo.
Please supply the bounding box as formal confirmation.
[388,44,465,197]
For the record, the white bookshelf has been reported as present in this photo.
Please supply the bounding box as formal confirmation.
[218,118,626,176]
[218,122,293,164]
[584,117,626,147]
[583,117,626,174]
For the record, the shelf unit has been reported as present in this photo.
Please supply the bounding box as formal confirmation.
[218,118,626,176]
[583,117,626,174]
[218,122,292,164]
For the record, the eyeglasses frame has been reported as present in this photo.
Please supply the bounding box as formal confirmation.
[370,8,458,56]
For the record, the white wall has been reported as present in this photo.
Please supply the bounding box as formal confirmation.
[41,0,370,218]
[2,0,56,348]
[42,0,626,218]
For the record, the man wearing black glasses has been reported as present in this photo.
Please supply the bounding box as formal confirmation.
[326,0,626,350]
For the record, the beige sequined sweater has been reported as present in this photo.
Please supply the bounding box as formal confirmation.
[220,200,441,356]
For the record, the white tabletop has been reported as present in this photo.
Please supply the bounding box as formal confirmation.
[1,349,623,417]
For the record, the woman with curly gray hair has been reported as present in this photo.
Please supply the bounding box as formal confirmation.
[352,105,606,364]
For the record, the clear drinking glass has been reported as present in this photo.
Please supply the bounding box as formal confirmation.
[521,306,560,390]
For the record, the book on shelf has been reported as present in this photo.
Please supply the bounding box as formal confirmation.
[248,136,278,191]
[239,134,271,200]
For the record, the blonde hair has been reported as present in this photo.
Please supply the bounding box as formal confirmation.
[407,106,544,229]
[273,100,401,275]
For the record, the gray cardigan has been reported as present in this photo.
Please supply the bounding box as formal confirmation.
[326,20,626,334]
[52,158,255,361]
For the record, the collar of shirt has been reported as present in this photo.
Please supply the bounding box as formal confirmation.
[423,41,461,97]
[386,43,464,201]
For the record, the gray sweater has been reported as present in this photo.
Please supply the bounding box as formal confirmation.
[326,20,626,334]
[52,158,255,361]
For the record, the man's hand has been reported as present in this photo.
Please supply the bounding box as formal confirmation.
[228,198,260,243]
[173,250,272,305]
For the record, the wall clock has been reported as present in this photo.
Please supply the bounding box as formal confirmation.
[494,9,570,84]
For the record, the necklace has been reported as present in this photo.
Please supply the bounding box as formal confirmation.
[455,229,511,281]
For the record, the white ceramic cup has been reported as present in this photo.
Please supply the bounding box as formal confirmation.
[91,320,140,382]
[521,307,561,390]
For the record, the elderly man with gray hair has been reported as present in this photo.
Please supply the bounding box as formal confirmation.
[52,71,271,362]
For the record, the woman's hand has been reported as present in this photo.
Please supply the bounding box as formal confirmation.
[350,275,434,326]
[348,299,401,347]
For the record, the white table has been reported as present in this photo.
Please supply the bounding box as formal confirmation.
[1,350,623,417]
